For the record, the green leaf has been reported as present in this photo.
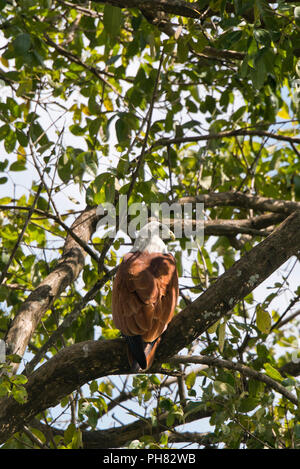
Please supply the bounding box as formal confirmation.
[30,427,46,445]
[207,320,220,334]
[29,122,49,146]
[166,412,175,427]
[185,372,196,390]
[238,397,260,413]
[150,375,161,385]
[0,124,10,140]
[184,401,204,418]
[12,385,28,404]
[64,423,76,445]
[6,353,22,363]
[85,406,98,429]
[0,380,10,398]
[115,117,130,144]
[105,175,115,203]
[4,131,17,153]
[214,380,235,396]
[294,423,300,440]
[89,380,98,394]
[16,79,32,97]
[232,106,246,123]
[10,374,27,385]
[256,306,271,334]
[264,363,283,382]
[69,124,86,136]
[12,33,31,56]
[254,29,271,46]
[252,52,267,89]
[16,129,28,147]
[58,154,72,183]
[177,38,189,62]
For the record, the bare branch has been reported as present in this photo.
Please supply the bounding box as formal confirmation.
[152,128,300,149]
[178,191,300,215]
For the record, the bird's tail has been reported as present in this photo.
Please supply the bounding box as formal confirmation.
[125,335,161,372]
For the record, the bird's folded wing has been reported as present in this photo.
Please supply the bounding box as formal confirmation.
[112,252,178,341]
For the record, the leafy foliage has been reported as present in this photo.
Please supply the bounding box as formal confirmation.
[0,0,300,449]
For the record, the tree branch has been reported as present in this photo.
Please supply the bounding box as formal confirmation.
[154,210,300,365]
[178,191,300,215]
[170,355,298,406]
[4,207,100,374]
[165,212,286,238]
[152,128,300,149]
[32,404,212,448]
[90,0,203,19]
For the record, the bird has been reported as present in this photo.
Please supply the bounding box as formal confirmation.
[112,220,178,371]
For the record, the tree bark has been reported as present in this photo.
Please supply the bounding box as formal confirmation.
[178,191,300,215]
[91,0,300,20]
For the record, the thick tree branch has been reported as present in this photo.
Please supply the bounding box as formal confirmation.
[170,355,298,406]
[152,128,300,149]
[280,361,300,377]
[166,212,286,238]
[1,210,300,443]
[90,0,300,21]
[32,404,212,448]
[178,191,300,215]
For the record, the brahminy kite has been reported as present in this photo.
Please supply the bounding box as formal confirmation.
[112,221,178,371]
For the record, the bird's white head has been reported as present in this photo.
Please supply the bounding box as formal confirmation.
[132,220,175,253]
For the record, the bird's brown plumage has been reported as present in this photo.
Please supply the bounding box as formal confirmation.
[112,250,178,370]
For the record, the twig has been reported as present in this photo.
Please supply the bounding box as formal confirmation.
[43,33,124,94]
[22,425,48,449]
[152,127,300,149]
[126,49,165,200]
